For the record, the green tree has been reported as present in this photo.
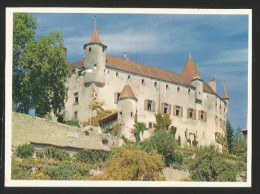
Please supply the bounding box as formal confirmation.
[154,113,172,131]
[189,146,237,181]
[16,143,35,158]
[13,13,71,117]
[226,120,234,153]
[133,122,147,142]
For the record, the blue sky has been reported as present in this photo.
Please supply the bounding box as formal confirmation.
[32,12,249,129]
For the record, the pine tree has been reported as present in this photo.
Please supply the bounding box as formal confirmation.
[226,120,234,153]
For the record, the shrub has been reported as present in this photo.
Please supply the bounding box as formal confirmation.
[102,137,109,145]
[133,122,147,142]
[84,130,90,136]
[75,149,111,164]
[43,146,70,161]
[16,143,35,158]
[154,113,172,131]
[232,138,247,158]
[64,120,80,127]
[42,162,90,180]
[148,130,177,166]
[189,146,237,181]
[92,147,165,180]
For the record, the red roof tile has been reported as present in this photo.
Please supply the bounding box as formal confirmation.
[118,85,137,101]
[181,56,198,80]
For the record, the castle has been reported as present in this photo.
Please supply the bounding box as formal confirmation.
[64,25,229,148]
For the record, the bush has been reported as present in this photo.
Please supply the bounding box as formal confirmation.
[43,162,90,180]
[133,122,147,142]
[102,137,109,145]
[84,130,90,136]
[64,120,80,127]
[232,138,247,158]
[146,130,177,166]
[189,146,237,181]
[16,144,35,158]
[154,113,172,131]
[92,147,165,180]
[43,146,70,161]
[75,149,111,164]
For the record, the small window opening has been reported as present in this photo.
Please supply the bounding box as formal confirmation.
[131,112,133,117]
[200,111,204,120]
[166,84,169,90]
[177,87,180,92]
[189,109,194,119]
[154,82,157,87]
[74,92,79,104]
[119,112,122,116]
[148,122,153,128]
[142,79,144,85]
[89,47,91,52]
[128,75,130,79]
[176,106,180,116]
[188,89,190,94]
[74,111,78,120]
[163,103,169,114]
[116,72,118,77]
[147,100,153,111]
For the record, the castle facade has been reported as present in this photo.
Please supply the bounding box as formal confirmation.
[64,26,229,148]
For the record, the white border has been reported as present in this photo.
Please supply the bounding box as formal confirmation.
[5,7,252,187]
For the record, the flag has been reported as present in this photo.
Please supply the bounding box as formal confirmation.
[93,87,97,100]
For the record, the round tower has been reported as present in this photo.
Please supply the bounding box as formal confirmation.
[83,24,107,87]
[191,65,203,104]
[117,84,138,141]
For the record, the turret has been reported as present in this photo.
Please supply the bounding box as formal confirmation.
[83,23,107,87]
[117,85,138,141]
[208,78,216,93]
[191,65,203,104]
[222,85,229,112]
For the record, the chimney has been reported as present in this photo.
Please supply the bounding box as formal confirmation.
[208,78,216,93]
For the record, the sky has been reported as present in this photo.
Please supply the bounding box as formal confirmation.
[31,11,249,129]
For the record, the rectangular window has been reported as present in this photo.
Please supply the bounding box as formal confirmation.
[199,111,207,122]
[144,99,155,112]
[148,122,153,129]
[161,103,171,114]
[173,105,183,117]
[74,92,79,104]
[114,92,121,104]
[187,108,196,119]
[74,111,78,120]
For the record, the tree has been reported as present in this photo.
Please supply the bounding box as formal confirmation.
[154,113,172,131]
[13,13,37,113]
[226,120,234,153]
[189,146,237,182]
[92,147,165,180]
[13,13,71,117]
[133,122,147,142]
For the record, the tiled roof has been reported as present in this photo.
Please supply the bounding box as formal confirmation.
[181,56,198,80]
[89,28,101,44]
[70,55,217,95]
[118,84,137,101]
[98,112,118,123]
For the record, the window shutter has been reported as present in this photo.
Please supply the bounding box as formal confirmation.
[144,99,148,110]
[152,101,156,112]
[205,112,207,122]
[161,103,164,113]
[168,104,172,114]
[173,105,176,116]
[114,93,118,104]
[194,109,196,120]
[187,108,189,118]
[181,107,183,117]
[198,110,201,120]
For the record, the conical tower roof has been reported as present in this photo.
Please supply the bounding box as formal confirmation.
[191,64,202,81]
[89,28,102,44]
[181,53,199,80]
[222,86,229,100]
[118,85,137,101]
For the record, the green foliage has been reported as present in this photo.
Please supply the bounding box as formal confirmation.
[16,143,35,158]
[133,122,147,142]
[169,126,177,136]
[102,137,109,145]
[232,138,247,159]
[154,113,172,131]
[64,120,80,127]
[92,147,165,180]
[13,13,71,117]
[75,149,111,164]
[43,146,70,161]
[42,162,90,180]
[226,120,234,153]
[189,146,237,181]
[139,130,177,166]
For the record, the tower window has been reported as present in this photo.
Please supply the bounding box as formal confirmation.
[114,93,121,104]
[148,122,153,128]
[188,89,190,94]
[116,72,118,77]
[154,82,157,87]
[131,112,133,117]
[177,87,180,92]
[187,108,195,119]
[200,111,207,121]
[119,112,122,116]
[74,92,79,104]
[148,100,152,111]
[128,75,131,79]
[142,79,144,85]
[166,84,169,90]
[89,47,91,52]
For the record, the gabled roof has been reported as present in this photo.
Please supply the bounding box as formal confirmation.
[181,55,199,80]
[70,54,217,95]
[118,84,137,101]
